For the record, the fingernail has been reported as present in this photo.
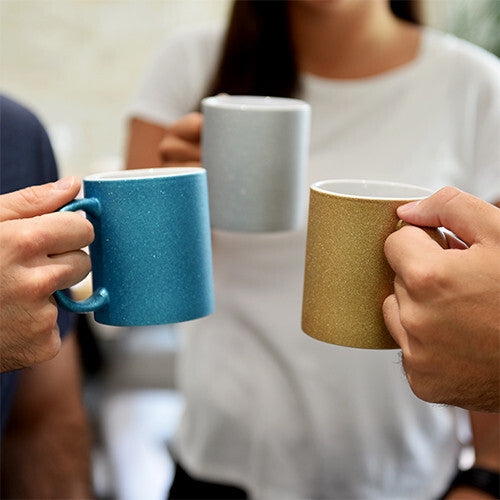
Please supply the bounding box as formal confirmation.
[397,200,419,216]
[54,176,74,190]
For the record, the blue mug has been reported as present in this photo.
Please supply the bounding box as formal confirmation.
[54,167,215,326]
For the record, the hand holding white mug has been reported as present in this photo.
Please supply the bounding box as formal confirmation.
[159,112,202,166]
[383,186,500,412]
[0,177,94,372]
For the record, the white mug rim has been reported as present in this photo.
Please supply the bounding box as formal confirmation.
[84,167,204,182]
[312,179,434,201]
[202,95,309,111]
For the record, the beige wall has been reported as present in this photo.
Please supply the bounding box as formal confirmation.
[0,0,231,179]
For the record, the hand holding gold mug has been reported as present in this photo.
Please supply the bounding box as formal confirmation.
[301,179,447,350]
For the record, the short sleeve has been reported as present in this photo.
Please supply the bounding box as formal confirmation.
[127,24,225,127]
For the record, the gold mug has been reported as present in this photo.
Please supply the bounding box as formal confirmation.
[302,179,446,350]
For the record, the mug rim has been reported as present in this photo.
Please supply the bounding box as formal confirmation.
[311,179,434,201]
[202,95,310,111]
[84,166,205,182]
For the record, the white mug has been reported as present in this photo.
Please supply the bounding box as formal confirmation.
[201,95,311,232]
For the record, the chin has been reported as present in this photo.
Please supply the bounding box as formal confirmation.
[293,0,367,14]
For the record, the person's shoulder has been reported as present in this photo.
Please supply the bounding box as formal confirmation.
[0,94,56,193]
[0,94,51,153]
[423,28,500,82]
[0,94,46,136]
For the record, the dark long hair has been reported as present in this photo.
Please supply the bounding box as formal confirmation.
[207,0,421,98]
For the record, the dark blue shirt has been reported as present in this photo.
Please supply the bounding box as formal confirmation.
[0,95,75,434]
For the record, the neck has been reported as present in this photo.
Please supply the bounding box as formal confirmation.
[288,0,420,79]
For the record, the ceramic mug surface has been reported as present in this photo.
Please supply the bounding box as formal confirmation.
[201,95,311,232]
[54,167,214,326]
[302,179,446,349]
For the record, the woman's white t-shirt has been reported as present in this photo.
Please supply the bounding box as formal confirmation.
[128,25,500,500]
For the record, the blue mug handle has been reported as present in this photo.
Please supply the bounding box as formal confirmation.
[53,198,110,313]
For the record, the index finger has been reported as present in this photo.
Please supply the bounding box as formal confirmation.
[397,187,500,246]
[167,112,202,142]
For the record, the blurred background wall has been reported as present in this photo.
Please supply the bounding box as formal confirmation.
[0,0,231,179]
[1,0,498,182]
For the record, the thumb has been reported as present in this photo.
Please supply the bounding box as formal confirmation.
[0,176,81,222]
[396,186,500,247]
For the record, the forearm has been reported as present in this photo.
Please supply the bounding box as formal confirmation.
[0,412,92,498]
[444,412,500,499]
[0,335,93,499]
[470,412,500,472]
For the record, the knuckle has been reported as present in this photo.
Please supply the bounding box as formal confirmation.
[31,266,60,297]
[400,342,425,372]
[186,112,202,127]
[34,326,62,363]
[384,230,399,250]
[384,233,394,255]
[159,134,176,153]
[19,185,44,207]
[15,220,48,254]
[404,261,445,296]
[78,216,95,244]
[0,222,21,259]
[186,111,201,120]
[400,344,439,403]
[406,374,437,404]
[160,130,175,142]
[44,330,62,360]
[59,212,95,246]
[32,304,59,337]
[436,186,468,220]
[86,218,95,239]
[401,356,426,398]
[398,306,421,336]
[438,185,461,201]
